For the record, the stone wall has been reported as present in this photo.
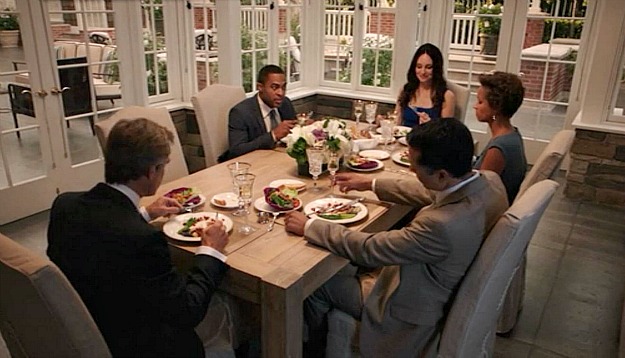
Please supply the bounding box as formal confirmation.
[565,129,625,207]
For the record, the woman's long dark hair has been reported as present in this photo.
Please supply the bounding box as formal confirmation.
[398,43,448,111]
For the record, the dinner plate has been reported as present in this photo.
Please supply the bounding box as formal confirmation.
[163,212,233,242]
[164,187,206,209]
[210,192,239,209]
[359,149,390,160]
[304,198,368,224]
[376,125,411,138]
[254,197,302,213]
[268,179,307,192]
[371,134,395,144]
[398,136,408,146]
[391,151,411,167]
[346,158,384,172]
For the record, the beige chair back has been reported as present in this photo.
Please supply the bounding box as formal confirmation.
[191,84,246,167]
[0,233,111,358]
[0,331,10,358]
[94,106,189,184]
[438,180,558,358]
[447,81,471,123]
[516,129,575,200]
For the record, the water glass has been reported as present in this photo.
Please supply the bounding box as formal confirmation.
[306,147,325,193]
[234,173,256,235]
[364,101,378,132]
[380,119,394,152]
[353,100,364,126]
[227,162,251,216]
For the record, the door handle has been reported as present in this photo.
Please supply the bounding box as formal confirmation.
[50,86,70,94]
[21,89,48,97]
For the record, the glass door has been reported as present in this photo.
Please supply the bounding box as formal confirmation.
[0,0,124,224]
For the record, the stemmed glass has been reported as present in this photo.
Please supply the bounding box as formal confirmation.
[327,151,340,197]
[380,118,394,153]
[234,173,256,235]
[228,162,251,216]
[306,147,325,193]
[353,100,364,127]
[364,101,378,132]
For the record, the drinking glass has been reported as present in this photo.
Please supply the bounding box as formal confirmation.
[234,173,256,235]
[364,101,378,132]
[227,162,251,216]
[380,119,394,153]
[296,112,308,126]
[353,100,364,127]
[327,151,340,197]
[306,147,325,193]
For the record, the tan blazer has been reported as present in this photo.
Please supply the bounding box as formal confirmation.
[305,171,508,357]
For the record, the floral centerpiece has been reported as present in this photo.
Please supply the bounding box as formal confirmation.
[284,118,351,174]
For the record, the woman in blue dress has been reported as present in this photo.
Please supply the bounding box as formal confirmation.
[395,43,456,127]
[473,71,528,204]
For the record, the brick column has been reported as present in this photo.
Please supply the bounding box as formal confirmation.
[524,17,545,49]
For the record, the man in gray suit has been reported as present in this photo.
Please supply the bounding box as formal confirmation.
[220,65,297,161]
[284,119,508,357]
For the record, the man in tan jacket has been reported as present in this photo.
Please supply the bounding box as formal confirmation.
[285,118,508,357]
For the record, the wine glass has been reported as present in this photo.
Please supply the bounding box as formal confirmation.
[353,100,364,127]
[380,118,394,153]
[234,173,256,235]
[227,162,251,216]
[306,147,325,193]
[364,101,378,132]
[327,151,340,197]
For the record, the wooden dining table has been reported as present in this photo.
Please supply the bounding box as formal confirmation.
[142,141,416,358]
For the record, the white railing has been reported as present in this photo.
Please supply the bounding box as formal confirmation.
[325,10,355,37]
[450,14,479,50]
[241,7,268,31]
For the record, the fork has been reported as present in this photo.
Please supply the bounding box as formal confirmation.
[267,212,279,232]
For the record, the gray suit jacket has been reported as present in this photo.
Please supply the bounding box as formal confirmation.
[305,171,508,357]
[220,95,296,161]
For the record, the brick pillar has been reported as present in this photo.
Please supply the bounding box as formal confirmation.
[367,13,395,37]
[524,17,545,49]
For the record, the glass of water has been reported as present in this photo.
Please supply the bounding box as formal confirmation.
[307,147,325,193]
[353,100,364,127]
[227,162,251,216]
[234,173,256,235]
[364,101,378,132]
[380,119,394,153]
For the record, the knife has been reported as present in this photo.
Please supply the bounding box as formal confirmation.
[308,198,363,217]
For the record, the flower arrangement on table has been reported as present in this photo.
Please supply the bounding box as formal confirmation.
[284,118,351,165]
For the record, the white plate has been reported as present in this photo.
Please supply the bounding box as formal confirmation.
[254,196,302,213]
[268,179,307,192]
[371,134,396,144]
[377,125,411,138]
[210,192,239,209]
[164,188,206,209]
[398,136,408,146]
[391,151,411,167]
[359,149,390,160]
[346,158,384,172]
[163,212,233,242]
[304,198,368,224]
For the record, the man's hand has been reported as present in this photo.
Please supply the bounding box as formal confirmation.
[284,211,308,236]
[201,220,229,253]
[334,173,373,193]
[146,196,182,218]
[272,119,296,140]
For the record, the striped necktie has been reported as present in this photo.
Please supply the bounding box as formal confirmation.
[269,109,279,130]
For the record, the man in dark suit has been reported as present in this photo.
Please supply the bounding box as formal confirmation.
[220,64,297,161]
[285,119,509,357]
[47,118,230,357]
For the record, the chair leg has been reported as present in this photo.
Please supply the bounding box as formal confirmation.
[12,112,21,139]
[89,116,95,135]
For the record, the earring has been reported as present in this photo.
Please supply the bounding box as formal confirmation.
[492,115,497,122]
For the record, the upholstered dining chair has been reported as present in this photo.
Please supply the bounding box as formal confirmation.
[0,233,112,358]
[496,129,575,334]
[0,331,10,358]
[191,84,246,168]
[94,106,189,184]
[438,179,558,357]
[447,81,471,123]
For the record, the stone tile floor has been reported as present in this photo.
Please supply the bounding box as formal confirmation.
[1,175,624,357]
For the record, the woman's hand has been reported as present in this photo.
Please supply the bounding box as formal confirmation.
[417,111,431,125]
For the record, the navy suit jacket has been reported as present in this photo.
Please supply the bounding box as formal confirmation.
[47,183,228,357]
[220,95,296,161]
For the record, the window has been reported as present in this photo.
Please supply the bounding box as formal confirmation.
[192,0,219,91]
[240,0,270,93]
[609,39,625,123]
[141,0,169,98]
[277,1,303,84]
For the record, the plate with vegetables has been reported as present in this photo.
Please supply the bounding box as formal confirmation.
[163,212,233,242]
[304,198,368,224]
[346,156,384,172]
[391,150,411,167]
[254,185,302,213]
[164,187,206,209]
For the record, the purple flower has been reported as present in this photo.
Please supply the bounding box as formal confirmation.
[312,128,327,140]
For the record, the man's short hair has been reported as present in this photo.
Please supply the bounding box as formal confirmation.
[105,118,174,184]
[257,64,285,84]
[407,118,473,178]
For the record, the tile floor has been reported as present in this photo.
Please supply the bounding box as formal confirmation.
[1,174,624,357]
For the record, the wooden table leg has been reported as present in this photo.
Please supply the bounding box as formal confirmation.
[261,269,303,358]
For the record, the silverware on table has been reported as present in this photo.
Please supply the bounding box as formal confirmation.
[307,197,363,217]
[267,212,279,231]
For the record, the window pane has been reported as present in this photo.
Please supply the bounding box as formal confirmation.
[610,40,625,121]
[141,0,169,97]
[241,0,269,93]
[192,0,219,90]
[324,0,354,83]
[278,0,303,83]
[360,1,394,88]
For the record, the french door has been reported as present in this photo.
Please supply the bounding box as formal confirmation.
[0,0,125,224]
